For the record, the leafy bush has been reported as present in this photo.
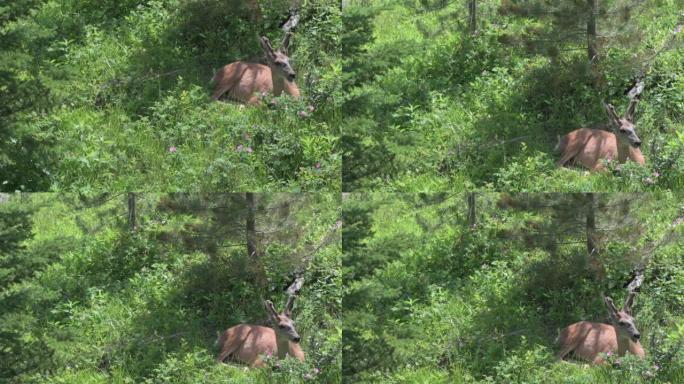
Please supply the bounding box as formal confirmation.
[1,193,341,383]
[1,0,341,192]
[343,192,684,383]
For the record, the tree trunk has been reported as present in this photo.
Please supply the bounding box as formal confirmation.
[127,192,136,232]
[247,0,262,23]
[585,193,604,281]
[586,0,598,64]
[246,193,257,258]
[467,192,476,228]
[468,0,477,35]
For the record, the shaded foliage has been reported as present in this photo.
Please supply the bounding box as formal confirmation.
[343,192,684,383]
[0,193,341,383]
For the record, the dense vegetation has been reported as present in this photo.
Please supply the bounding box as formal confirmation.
[0,193,341,383]
[5,2,684,383]
[342,0,684,192]
[343,192,684,382]
[1,0,341,192]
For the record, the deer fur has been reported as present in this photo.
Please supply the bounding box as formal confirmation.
[556,101,645,171]
[558,294,645,364]
[216,298,304,368]
[211,33,300,105]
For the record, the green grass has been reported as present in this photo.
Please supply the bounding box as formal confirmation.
[1,193,341,383]
[343,192,684,383]
[341,0,684,192]
[1,0,341,192]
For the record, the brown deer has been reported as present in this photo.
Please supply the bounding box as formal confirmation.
[211,33,300,105]
[558,294,645,364]
[216,297,305,367]
[555,101,645,171]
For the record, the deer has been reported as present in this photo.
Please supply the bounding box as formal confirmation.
[211,33,300,105]
[555,100,645,171]
[557,293,645,364]
[216,297,305,368]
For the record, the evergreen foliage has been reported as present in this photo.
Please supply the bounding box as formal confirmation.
[341,0,684,192]
[343,192,684,382]
[0,193,341,383]
[0,0,341,192]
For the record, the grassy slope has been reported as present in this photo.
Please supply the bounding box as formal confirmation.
[343,192,684,383]
[5,0,341,192]
[342,0,684,192]
[3,194,341,383]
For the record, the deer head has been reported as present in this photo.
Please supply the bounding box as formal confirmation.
[605,294,641,343]
[260,33,296,82]
[604,101,642,149]
[264,297,301,343]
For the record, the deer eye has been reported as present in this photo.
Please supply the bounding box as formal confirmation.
[279,325,286,329]
[619,129,627,133]
[619,321,627,326]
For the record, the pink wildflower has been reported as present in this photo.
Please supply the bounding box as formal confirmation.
[315,162,322,169]
[236,144,244,152]
[168,146,177,153]
[245,147,253,154]
[307,105,315,112]
[644,177,655,185]
[313,368,320,374]
[298,110,309,118]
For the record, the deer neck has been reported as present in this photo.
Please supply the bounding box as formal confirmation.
[275,332,291,359]
[615,135,632,163]
[615,328,631,355]
[629,340,646,358]
[270,72,300,98]
[614,327,645,358]
[289,340,305,361]
[628,146,645,165]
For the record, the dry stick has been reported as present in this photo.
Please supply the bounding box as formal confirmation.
[285,219,343,297]
[624,214,684,293]
[281,8,300,32]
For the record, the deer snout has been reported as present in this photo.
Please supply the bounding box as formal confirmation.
[292,335,301,343]
[632,140,642,148]
[633,332,641,340]
[287,73,296,81]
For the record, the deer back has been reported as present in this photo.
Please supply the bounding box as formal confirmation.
[558,295,645,364]
[216,324,278,367]
[556,128,644,171]
[211,62,274,105]
[558,321,620,363]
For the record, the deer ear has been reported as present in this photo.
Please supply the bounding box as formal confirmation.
[260,36,276,59]
[280,33,292,55]
[264,300,279,321]
[624,99,638,121]
[604,103,621,128]
[604,296,619,319]
[623,292,635,315]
